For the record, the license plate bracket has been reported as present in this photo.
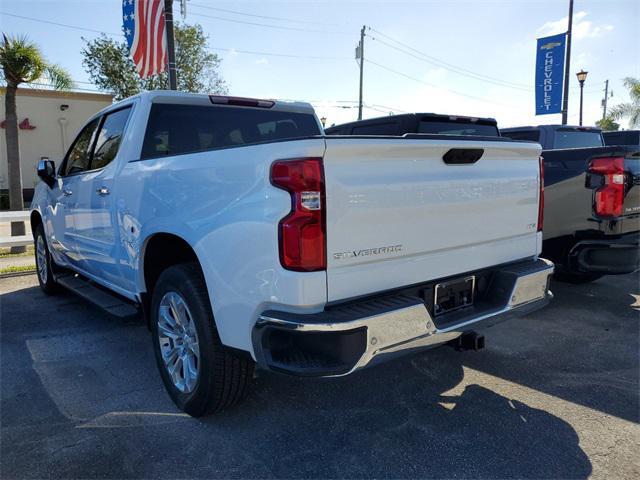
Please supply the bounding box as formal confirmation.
[434,276,475,316]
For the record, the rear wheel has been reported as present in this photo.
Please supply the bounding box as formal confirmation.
[34,224,59,294]
[150,263,254,417]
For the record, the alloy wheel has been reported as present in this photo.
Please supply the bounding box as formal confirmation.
[157,291,201,393]
[36,235,48,284]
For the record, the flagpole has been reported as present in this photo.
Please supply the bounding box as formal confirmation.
[561,0,574,125]
[164,0,177,90]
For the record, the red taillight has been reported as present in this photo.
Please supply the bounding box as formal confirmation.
[589,156,625,218]
[271,158,326,271]
[538,155,544,232]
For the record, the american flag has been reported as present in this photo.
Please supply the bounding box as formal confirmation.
[123,0,167,78]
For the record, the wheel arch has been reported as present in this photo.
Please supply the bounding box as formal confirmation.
[140,232,204,296]
[30,209,43,235]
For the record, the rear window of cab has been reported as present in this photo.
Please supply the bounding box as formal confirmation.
[141,103,321,159]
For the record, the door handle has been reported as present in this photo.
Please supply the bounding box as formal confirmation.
[62,189,73,197]
[96,186,110,196]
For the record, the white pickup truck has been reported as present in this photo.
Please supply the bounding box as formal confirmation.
[30,91,553,416]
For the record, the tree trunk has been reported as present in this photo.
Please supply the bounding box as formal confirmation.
[4,83,27,254]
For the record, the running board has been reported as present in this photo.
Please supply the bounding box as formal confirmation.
[56,273,139,318]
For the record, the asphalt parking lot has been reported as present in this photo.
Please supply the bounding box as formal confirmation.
[1,272,638,479]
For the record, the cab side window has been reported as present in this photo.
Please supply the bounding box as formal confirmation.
[62,118,100,176]
[91,107,132,170]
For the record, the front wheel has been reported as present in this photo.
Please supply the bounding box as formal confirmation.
[150,263,254,417]
[34,224,59,294]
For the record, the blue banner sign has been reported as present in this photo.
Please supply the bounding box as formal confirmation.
[535,33,566,115]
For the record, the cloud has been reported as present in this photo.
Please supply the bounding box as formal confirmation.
[537,11,613,40]
[422,68,447,83]
[255,58,269,66]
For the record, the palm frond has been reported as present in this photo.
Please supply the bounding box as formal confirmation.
[0,34,45,85]
[609,103,640,128]
[622,77,640,103]
[44,63,74,90]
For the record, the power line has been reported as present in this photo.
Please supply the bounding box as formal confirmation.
[189,10,349,35]
[308,100,407,114]
[367,27,533,91]
[1,12,120,37]
[212,47,349,61]
[365,59,516,108]
[189,3,338,27]
[368,34,532,92]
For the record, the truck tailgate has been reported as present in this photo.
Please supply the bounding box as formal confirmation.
[323,138,542,301]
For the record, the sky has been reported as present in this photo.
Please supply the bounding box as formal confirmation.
[1,0,638,129]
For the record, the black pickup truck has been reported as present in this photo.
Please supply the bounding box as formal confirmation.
[324,113,500,136]
[502,125,640,283]
[603,130,640,147]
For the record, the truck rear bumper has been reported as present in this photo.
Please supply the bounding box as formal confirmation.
[253,258,554,377]
[568,232,640,275]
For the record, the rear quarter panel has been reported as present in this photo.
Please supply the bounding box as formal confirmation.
[115,138,328,354]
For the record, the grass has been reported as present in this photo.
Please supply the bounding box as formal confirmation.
[0,245,34,258]
[0,265,36,275]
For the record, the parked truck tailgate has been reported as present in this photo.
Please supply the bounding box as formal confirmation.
[323,138,543,301]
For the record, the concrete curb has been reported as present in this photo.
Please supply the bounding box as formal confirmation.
[0,270,36,279]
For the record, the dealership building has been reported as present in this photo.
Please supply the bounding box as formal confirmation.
[0,88,113,204]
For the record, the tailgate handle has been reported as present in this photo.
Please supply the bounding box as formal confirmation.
[443,148,484,165]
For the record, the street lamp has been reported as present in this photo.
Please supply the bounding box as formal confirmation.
[320,116,327,128]
[576,69,588,126]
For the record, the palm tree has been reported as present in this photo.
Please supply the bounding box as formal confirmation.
[1,34,73,252]
[609,77,640,128]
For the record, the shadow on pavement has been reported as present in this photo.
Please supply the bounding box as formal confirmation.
[1,282,592,478]
[459,273,640,424]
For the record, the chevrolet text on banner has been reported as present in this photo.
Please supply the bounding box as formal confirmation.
[123,0,167,78]
[535,33,567,115]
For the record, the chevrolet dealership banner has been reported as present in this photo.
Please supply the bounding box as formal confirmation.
[535,33,567,115]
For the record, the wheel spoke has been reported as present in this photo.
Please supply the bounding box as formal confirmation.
[189,339,200,359]
[183,352,198,391]
[168,293,182,326]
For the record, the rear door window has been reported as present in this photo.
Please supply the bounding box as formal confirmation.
[141,104,321,159]
[352,122,398,135]
[502,130,541,142]
[553,129,604,148]
[418,120,499,136]
[91,107,132,170]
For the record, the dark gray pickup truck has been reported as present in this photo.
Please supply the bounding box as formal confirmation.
[502,125,640,283]
[324,113,500,137]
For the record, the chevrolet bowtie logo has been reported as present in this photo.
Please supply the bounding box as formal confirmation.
[541,41,562,50]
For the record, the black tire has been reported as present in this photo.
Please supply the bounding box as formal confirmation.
[150,262,254,417]
[34,224,59,294]
[553,270,603,284]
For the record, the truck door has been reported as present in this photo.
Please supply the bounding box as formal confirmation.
[48,117,101,268]
[71,106,132,288]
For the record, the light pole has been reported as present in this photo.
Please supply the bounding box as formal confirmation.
[576,69,588,126]
[320,117,327,128]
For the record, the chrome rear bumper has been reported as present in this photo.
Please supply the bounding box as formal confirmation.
[253,258,554,377]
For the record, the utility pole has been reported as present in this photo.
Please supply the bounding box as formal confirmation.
[561,0,574,125]
[164,0,178,90]
[356,25,365,120]
[602,79,610,119]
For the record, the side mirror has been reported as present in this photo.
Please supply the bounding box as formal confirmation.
[37,158,56,188]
